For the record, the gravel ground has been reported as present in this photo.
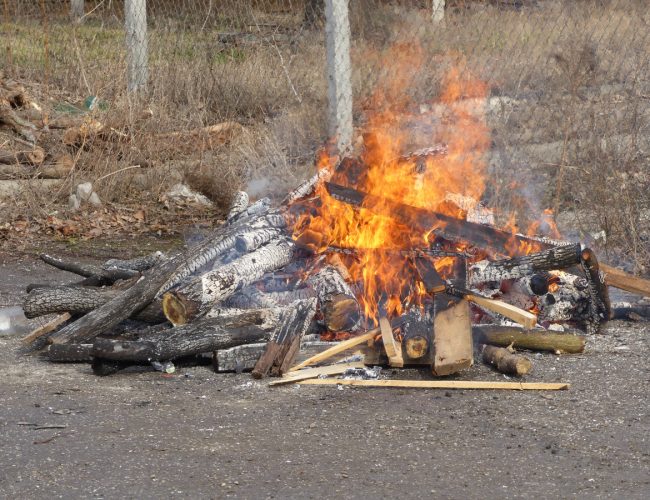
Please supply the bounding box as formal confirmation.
[1,249,648,499]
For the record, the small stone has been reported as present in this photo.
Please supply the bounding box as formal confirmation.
[68,194,80,211]
[88,191,102,206]
[76,182,93,201]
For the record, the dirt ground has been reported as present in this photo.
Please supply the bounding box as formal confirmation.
[0,245,648,499]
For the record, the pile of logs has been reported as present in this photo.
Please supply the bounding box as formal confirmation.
[20,154,650,383]
[0,74,243,182]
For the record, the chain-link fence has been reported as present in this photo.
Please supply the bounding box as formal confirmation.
[2,1,648,267]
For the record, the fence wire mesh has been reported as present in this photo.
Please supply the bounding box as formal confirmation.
[1,0,648,268]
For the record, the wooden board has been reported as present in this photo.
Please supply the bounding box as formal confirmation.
[466,294,537,329]
[289,329,377,371]
[297,379,569,391]
[269,361,365,386]
[433,298,473,376]
[380,316,403,367]
[601,263,650,297]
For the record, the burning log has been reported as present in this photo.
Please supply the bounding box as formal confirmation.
[92,307,290,362]
[162,239,296,325]
[481,344,532,377]
[23,285,165,324]
[224,286,317,309]
[380,316,403,367]
[235,227,284,253]
[468,244,582,285]
[580,248,611,328]
[307,262,361,332]
[325,182,554,256]
[251,298,318,378]
[474,325,586,354]
[399,306,433,364]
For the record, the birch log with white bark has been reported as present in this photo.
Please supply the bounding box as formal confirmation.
[162,239,296,324]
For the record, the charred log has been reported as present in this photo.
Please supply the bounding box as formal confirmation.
[102,251,166,273]
[227,191,249,221]
[307,264,361,332]
[40,254,139,283]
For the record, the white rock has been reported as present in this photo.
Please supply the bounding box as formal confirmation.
[68,193,80,211]
[88,191,102,206]
[76,182,94,201]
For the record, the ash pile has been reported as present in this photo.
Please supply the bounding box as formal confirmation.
[21,150,650,388]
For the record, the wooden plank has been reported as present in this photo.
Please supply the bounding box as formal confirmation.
[601,263,650,297]
[289,329,378,372]
[379,316,403,367]
[297,379,569,391]
[22,313,71,345]
[433,299,473,376]
[269,361,365,386]
[466,294,537,329]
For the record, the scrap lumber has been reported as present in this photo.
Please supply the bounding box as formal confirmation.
[325,182,553,256]
[269,361,365,386]
[432,297,473,376]
[474,325,586,353]
[380,316,403,367]
[481,344,532,377]
[23,286,165,323]
[468,243,582,285]
[289,328,379,371]
[21,313,72,345]
[463,291,537,329]
[162,239,295,325]
[297,379,569,390]
[600,263,650,297]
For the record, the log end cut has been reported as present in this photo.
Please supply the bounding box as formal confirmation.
[162,291,199,326]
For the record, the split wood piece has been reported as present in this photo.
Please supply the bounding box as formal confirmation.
[601,263,650,298]
[102,251,166,272]
[23,286,165,324]
[474,325,586,354]
[433,298,473,376]
[481,344,532,377]
[297,379,569,391]
[307,264,361,332]
[48,343,93,362]
[21,313,72,345]
[162,239,295,325]
[160,212,286,293]
[47,210,277,345]
[40,254,140,283]
[325,182,554,256]
[227,191,250,221]
[289,328,379,371]
[465,293,537,329]
[273,334,302,377]
[92,308,285,361]
[269,361,365,386]
[580,248,611,323]
[251,298,318,379]
[468,243,582,285]
[380,316,403,367]
[0,147,45,165]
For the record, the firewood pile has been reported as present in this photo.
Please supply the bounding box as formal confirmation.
[21,149,650,389]
[0,74,242,183]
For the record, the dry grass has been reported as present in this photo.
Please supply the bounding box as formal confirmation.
[1,0,648,269]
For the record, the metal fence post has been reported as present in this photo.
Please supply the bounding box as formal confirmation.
[70,0,84,22]
[432,0,445,23]
[325,0,353,154]
[125,0,148,93]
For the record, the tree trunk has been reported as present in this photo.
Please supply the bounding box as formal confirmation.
[474,325,585,353]
[23,285,165,323]
[481,344,532,376]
